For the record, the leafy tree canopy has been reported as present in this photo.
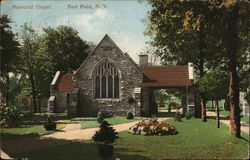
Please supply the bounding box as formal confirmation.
[41,26,90,74]
[0,14,20,75]
[197,69,228,101]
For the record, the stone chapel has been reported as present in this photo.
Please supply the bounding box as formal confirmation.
[47,34,195,117]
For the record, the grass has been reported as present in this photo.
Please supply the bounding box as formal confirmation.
[12,118,249,160]
[0,124,66,142]
[80,117,141,129]
[241,116,250,124]
[218,110,230,117]
[206,100,225,108]
[209,109,249,124]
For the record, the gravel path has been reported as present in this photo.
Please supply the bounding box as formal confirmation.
[1,118,168,156]
[61,123,81,131]
[43,117,168,141]
[207,111,249,134]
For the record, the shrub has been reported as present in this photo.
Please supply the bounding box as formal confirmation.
[97,111,104,123]
[129,119,178,136]
[185,111,193,119]
[151,114,158,123]
[127,96,135,104]
[0,105,21,128]
[126,111,134,119]
[174,110,182,122]
[44,115,57,130]
[92,120,119,145]
[169,102,179,108]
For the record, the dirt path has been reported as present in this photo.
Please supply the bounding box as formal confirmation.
[207,111,249,134]
[61,123,81,131]
[2,118,168,156]
[0,150,12,159]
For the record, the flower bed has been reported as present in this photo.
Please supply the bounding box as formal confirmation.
[129,119,178,136]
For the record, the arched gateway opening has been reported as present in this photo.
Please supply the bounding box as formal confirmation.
[139,64,197,117]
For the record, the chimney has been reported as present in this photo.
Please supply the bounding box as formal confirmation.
[139,54,148,66]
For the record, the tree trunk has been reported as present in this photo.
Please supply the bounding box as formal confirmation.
[229,71,240,137]
[194,88,201,118]
[211,100,215,110]
[201,94,207,122]
[38,97,41,112]
[198,19,207,122]
[5,73,10,107]
[30,73,37,113]
[226,5,241,138]
[215,100,220,128]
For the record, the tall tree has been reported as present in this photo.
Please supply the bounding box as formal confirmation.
[41,26,90,73]
[215,2,250,137]
[19,23,39,112]
[145,0,249,137]
[145,0,219,121]
[0,15,20,106]
[197,69,229,128]
[18,25,90,112]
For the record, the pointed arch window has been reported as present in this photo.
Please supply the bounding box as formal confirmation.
[93,60,120,98]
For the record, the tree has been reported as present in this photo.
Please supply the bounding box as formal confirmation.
[41,26,90,73]
[92,120,119,145]
[197,69,229,128]
[92,120,119,159]
[19,23,40,112]
[0,74,22,105]
[36,26,90,109]
[145,0,220,121]
[0,74,22,128]
[0,15,20,106]
[154,89,168,108]
[145,0,249,137]
[214,2,250,137]
[18,25,90,112]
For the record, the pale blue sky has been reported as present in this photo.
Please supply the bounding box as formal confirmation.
[1,0,152,63]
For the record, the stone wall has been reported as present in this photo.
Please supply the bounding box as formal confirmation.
[74,35,143,116]
[52,90,71,113]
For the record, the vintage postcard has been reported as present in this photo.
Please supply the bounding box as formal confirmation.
[1,0,249,159]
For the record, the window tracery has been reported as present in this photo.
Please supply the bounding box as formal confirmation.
[93,60,120,98]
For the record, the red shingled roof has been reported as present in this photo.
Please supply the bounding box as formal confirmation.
[139,66,193,87]
[56,74,73,91]
[55,66,192,90]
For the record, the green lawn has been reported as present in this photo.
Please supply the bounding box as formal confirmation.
[206,100,225,109]
[0,124,66,141]
[80,117,141,129]
[12,118,249,159]
[219,110,230,117]
[241,116,250,124]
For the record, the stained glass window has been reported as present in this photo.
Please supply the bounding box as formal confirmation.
[101,76,106,98]
[93,60,120,98]
[114,75,119,98]
[95,76,100,98]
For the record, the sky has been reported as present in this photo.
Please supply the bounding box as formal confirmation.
[1,0,152,63]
